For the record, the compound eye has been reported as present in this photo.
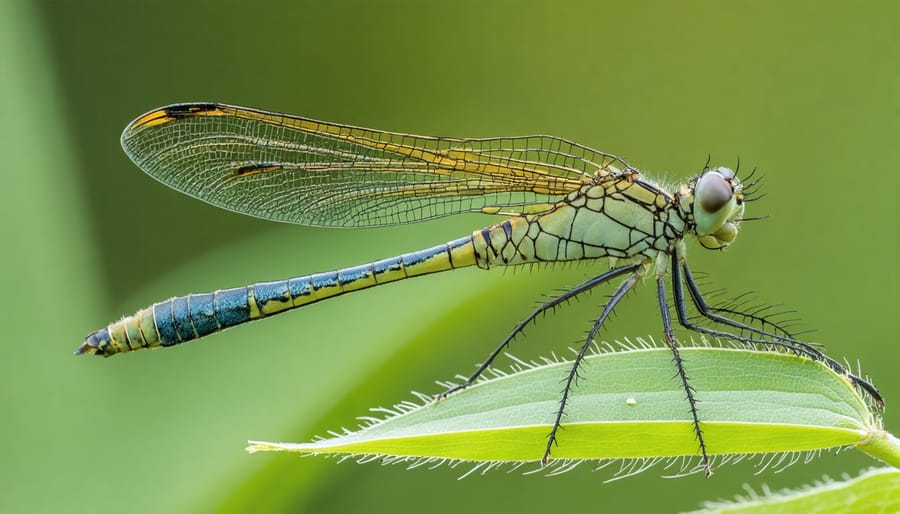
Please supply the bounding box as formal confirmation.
[696,171,733,213]
[714,166,735,181]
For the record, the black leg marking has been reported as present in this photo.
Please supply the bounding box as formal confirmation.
[671,254,882,406]
[681,261,813,346]
[703,292,806,342]
[657,276,711,477]
[438,264,640,399]
[543,274,639,464]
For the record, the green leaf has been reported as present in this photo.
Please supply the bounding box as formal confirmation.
[688,467,900,513]
[248,344,891,474]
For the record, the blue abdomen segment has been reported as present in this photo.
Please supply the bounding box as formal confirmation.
[77,235,477,357]
[149,287,252,346]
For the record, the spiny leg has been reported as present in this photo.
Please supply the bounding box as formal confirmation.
[671,254,882,405]
[657,276,711,477]
[689,286,806,342]
[438,264,640,399]
[680,259,816,347]
[543,274,639,465]
[673,258,835,366]
[705,294,807,342]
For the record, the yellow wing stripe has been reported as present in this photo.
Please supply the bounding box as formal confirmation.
[132,104,587,196]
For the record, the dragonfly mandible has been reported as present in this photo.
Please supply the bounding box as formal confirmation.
[77,103,880,475]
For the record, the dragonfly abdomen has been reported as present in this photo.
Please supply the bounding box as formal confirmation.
[472,217,536,267]
[77,235,478,357]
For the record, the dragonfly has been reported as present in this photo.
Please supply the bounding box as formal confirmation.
[78,103,880,475]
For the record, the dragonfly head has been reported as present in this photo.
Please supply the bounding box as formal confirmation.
[690,167,745,250]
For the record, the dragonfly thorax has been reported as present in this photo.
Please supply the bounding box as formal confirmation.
[683,167,745,250]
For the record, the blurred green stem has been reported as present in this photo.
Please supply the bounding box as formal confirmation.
[858,430,900,469]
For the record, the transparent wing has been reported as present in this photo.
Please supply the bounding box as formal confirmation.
[121,103,635,227]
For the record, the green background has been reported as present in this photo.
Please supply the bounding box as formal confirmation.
[3,1,897,513]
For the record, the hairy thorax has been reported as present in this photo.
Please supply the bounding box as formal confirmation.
[473,174,688,269]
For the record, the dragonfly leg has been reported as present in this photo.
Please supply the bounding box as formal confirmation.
[437,264,640,400]
[672,254,883,406]
[542,274,639,465]
[703,291,803,342]
[679,259,812,346]
[672,261,816,356]
[657,276,711,477]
